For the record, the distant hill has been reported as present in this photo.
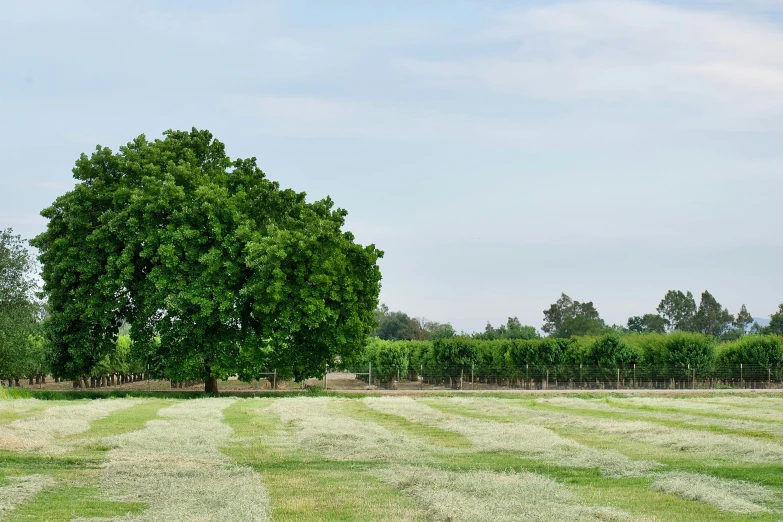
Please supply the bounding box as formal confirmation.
[753,317,771,327]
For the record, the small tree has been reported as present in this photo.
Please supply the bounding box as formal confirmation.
[733,305,754,335]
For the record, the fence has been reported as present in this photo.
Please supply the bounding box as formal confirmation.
[4,364,782,392]
[335,364,783,391]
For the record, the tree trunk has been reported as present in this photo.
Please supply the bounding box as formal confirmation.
[205,377,219,394]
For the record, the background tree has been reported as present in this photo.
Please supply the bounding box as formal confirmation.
[33,129,382,393]
[733,304,754,335]
[769,304,783,335]
[542,294,605,338]
[541,294,606,337]
[372,305,456,341]
[734,304,753,335]
[0,229,45,385]
[627,314,667,334]
[372,305,412,340]
[476,317,539,340]
[656,290,697,331]
[423,321,456,341]
[692,291,733,338]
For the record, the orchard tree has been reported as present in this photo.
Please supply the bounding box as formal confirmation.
[32,129,382,393]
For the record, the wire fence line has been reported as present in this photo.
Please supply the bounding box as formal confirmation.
[332,364,783,390]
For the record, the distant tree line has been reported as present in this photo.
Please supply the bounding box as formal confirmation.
[374,291,783,341]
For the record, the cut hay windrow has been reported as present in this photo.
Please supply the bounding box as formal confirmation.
[0,399,48,414]
[97,399,271,521]
[651,472,776,514]
[379,465,651,522]
[265,397,431,462]
[364,397,657,476]
[533,397,783,437]
[0,399,139,453]
[0,399,52,426]
[449,398,783,464]
[620,397,783,421]
[0,474,56,515]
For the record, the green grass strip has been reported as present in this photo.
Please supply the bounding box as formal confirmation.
[67,399,169,441]
[7,484,145,522]
[221,399,426,521]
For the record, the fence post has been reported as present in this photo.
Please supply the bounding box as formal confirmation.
[472,363,475,390]
[369,362,372,389]
[273,369,277,390]
[740,363,743,388]
[421,364,423,390]
[769,366,772,388]
[526,364,529,390]
[616,368,620,389]
[633,363,636,389]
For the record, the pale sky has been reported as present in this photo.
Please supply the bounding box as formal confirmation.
[1,0,782,333]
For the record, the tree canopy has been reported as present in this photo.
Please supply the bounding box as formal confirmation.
[0,228,44,383]
[31,129,383,392]
[475,317,539,340]
[542,293,605,338]
[656,290,697,332]
[627,314,667,334]
[372,303,456,341]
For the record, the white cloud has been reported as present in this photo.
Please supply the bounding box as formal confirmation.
[225,95,531,143]
[396,0,783,130]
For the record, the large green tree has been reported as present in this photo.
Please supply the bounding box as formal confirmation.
[32,129,382,393]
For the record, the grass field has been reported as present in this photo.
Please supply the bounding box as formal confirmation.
[1,393,783,521]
